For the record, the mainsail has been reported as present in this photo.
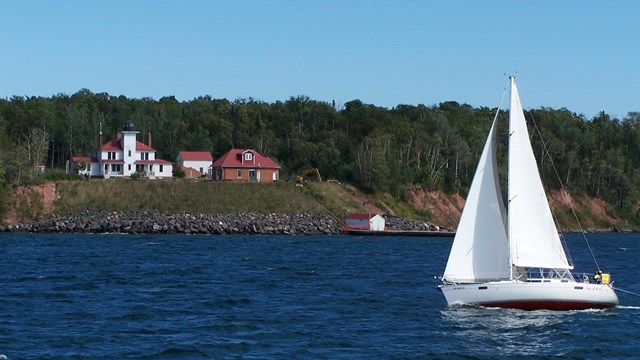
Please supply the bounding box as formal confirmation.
[506,78,572,270]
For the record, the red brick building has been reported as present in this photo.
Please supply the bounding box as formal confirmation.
[212,149,281,182]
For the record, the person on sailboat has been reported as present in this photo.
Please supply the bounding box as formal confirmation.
[594,269,603,284]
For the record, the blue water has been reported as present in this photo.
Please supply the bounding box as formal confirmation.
[0,233,639,359]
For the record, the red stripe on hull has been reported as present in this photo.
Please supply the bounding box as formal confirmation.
[478,301,616,311]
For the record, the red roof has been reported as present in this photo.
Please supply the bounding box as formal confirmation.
[99,139,155,152]
[178,151,213,161]
[212,149,281,169]
[346,213,381,220]
[99,139,123,151]
[72,156,93,163]
[135,141,155,152]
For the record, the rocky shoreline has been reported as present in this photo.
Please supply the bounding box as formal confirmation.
[0,210,451,236]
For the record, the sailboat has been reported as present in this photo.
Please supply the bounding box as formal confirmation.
[440,77,618,310]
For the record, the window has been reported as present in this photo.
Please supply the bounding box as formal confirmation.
[128,150,131,157]
[244,152,253,161]
[237,169,242,178]
[128,164,131,171]
[199,167,204,173]
[145,153,149,160]
[159,165,163,172]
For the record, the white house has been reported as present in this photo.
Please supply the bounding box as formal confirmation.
[70,120,173,179]
[176,151,213,177]
[345,213,386,231]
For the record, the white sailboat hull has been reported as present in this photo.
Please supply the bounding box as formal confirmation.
[441,279,619,311]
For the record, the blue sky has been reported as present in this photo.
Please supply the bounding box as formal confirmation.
[1,1,638,119]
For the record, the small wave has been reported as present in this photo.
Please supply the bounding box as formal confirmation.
[267,266,294,272]
[568,308,607,313]
[142,242,162,246]
[617,305,640,310]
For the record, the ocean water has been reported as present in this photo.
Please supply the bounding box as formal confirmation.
[0,232,638,359]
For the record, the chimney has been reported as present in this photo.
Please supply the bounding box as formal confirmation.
[148,132,152,147]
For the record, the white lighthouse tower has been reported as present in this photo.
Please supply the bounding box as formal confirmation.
[121,119,138,177]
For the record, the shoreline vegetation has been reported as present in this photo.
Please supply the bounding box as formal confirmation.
[2,181,453,236]
[1,180,635,235]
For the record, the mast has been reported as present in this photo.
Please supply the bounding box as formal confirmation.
[507,76,514,280]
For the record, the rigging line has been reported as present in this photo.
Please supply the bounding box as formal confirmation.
[526,111,601,270]
[615,287,640,297]
[493,77,509,127]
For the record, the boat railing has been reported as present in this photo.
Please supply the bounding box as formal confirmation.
[525,268,575,282]
[577,272,611,285]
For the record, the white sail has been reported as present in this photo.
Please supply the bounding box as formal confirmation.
[507,77,572,270]
[440,77,617,310]
[443,115,510,283]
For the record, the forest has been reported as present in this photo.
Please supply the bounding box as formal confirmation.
[0,89,639,223]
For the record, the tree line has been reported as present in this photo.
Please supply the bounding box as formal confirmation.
[0,89,639,222]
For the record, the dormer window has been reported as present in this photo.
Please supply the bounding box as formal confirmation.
[244,153,253,161]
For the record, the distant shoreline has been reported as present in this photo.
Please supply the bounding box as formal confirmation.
[0,210,459,236]
[1,210,339,236]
